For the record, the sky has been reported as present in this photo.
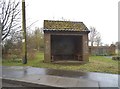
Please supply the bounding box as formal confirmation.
[25,0,119,45]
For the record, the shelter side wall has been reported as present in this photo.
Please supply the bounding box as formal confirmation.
[82,34,89,62]
[44,33,51,62]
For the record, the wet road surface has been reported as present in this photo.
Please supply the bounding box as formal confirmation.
[1,79,66,89]
[0,66,119,88]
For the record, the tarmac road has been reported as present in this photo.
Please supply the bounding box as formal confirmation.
[1,66,119,89]
[1,79,66,89]
[0,79,25,88]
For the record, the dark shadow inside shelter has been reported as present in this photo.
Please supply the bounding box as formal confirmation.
[51,35,83,61]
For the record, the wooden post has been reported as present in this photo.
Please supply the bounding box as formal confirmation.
[22,0,27,64]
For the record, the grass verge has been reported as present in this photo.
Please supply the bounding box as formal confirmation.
[2,52,119,74]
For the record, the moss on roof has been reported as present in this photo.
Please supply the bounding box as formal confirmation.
[44,20,88,31]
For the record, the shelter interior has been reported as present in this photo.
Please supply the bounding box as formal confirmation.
[51,35,83,61]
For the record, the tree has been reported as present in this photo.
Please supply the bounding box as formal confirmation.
[25,27,44,60]
[2,39,13,54]
[89,27,101,46]
[1,0,21,41]
[95,32,101,46]
[27,27,44,51]
[34,28,41,50]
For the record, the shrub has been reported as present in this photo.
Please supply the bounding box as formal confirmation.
[27,49,37,60]
[112,56,120,61]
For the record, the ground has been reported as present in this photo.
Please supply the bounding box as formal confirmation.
[2,52,119,74]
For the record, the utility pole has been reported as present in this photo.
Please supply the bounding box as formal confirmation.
[22,0,27,64]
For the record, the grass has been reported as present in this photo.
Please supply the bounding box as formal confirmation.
[2,52,119,74]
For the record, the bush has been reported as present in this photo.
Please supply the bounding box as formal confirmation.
[112,56,120,61]
[27,49,37,60]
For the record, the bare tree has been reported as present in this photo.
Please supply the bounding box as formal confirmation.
[1,0,21,41]
[95,32,101,46]
[89,27,101,46]
[27,27,44,51]
[89,27,97,46]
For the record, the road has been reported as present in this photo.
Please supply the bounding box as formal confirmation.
[1,66,119,89]
[1,79,65,89]
[0,79,25,88]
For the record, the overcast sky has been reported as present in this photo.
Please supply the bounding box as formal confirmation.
[25,0,119,45]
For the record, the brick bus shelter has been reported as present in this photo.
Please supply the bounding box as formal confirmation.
[43,20,90,63]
